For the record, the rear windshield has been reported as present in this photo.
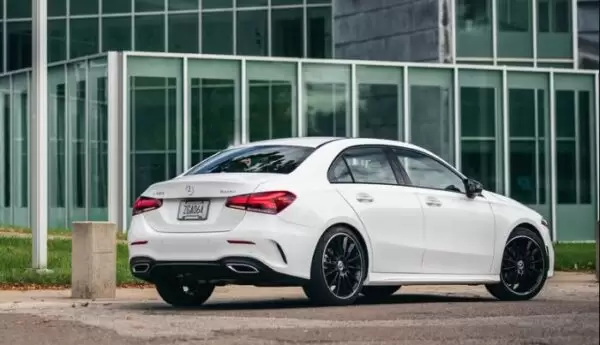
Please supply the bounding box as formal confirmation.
[185,145,315,175]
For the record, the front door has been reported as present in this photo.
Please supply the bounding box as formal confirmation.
[392,148,496,275]
[329,146,425,274]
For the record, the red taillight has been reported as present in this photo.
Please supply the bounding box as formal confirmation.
[132,196,163,216]
[225,191,296,215]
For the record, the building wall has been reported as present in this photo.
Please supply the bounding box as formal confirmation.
[332,0,441,62]
[0,0,333,74]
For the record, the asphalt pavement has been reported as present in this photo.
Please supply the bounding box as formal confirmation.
[0,273,598,345]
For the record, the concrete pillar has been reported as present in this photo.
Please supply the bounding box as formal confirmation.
[71,222,117,299]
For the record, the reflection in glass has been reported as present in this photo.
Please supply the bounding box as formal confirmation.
[555,90,576,204]
[456,0,493,58]
[202,11,233,54]
[578,91,591,204]
[67,64,86,221]
[236,10,268,56]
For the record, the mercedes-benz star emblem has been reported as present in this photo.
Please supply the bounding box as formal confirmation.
[185,185,194,195]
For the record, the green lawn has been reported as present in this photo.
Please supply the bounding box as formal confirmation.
[0,237,142,287]
[0,236,596,287]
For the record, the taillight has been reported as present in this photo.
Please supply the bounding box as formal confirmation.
[132,196,163,216]
[225,191,296,215]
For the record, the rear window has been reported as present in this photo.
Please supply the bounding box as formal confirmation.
[185,145,315,175]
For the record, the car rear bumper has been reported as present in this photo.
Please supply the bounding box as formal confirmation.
[127,212,319,281]
[129,256,308,286]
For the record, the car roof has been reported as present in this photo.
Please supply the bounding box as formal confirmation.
[237,136,428,152]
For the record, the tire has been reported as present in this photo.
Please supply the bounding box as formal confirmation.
[155,279,215,307]
[361,285,401,300]
[485,227,549,301]
[303,225,368,306]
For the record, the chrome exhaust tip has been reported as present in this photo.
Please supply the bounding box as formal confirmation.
[226,263,259,274]
[132,263,150,274]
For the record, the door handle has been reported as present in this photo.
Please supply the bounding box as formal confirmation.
[425,197,442,207]
[356,193,374,203]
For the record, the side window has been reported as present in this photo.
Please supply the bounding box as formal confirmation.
[395,149,465,193]
[329,157,353,183]
[342,147,398,185]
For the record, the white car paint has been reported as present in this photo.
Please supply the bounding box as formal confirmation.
[128,137,555,287]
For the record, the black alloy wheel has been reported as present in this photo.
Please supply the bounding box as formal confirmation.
[304,225,367,306]
[486,227,548,301]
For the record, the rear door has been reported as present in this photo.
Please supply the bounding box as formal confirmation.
[138,144,314,233]
[329,146,425,274]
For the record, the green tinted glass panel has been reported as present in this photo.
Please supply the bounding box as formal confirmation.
[103,16,132,51]
[135,0,164,12]
[103,0,131,13]
[48,19,67,63]
[169,0,198,10]
[236,10,268,56]
[247,61,297,141]
[7,0,31,18]
[307,6,332,58]
[537,0,572,59]
[236,0,268,6]
[456,0,493,58]
[202,0,232,9]
[168,13,199,53]
[202,11,233,54]
[71,0,98,15]
[272,8,304,58]
[497,0,533,58]
[357,66,403,140]
[70,18,99,58]
[49,0,66,16]
[303,64,350,137]
[135,15,164,52]
[7,21,32,71]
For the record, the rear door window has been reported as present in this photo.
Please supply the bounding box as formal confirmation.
[185,145,315,175]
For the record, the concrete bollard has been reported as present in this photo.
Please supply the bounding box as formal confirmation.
[71,221,117,299]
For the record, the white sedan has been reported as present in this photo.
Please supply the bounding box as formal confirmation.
[127,137,554,307]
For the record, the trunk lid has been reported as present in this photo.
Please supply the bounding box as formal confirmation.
[141,173,282,233]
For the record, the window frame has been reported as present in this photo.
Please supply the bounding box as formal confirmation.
[391,147,471,195]
[327,144,407,186]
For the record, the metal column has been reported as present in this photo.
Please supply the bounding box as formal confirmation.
[31,0,49,269]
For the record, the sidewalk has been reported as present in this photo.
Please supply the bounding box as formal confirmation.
[0,272,596,306]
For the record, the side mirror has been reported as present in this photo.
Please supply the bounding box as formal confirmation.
[464,178,483,198]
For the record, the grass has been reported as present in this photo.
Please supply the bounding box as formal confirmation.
[0,236,145,288]
[553,242,597,272]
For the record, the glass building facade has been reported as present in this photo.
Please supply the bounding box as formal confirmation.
[455,0,577,67]
[0,52,598,242]
[0,0,333,73]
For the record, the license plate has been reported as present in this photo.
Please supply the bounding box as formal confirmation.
[177,200,210,221]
